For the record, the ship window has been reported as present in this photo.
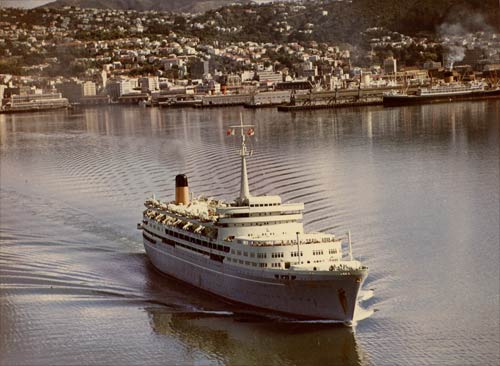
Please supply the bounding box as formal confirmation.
[250,253,255,258]
[244,252,248,257]
[237,250,241,256]
[252,262,257,267]
[231,249,235,254]
[245,261,250,265]
[239,260,243,264]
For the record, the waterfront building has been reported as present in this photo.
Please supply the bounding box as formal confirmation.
[201,93,251,106]
[139,77,159,93]
[190,60,210,79]
[57,80,96,103]
[82,81,96,96]
[247,90,291,106]
[384,57,397,74]
[255,71,283,85]
[275,80,314,91]
[57,81,83,103]
[106,78,134,99]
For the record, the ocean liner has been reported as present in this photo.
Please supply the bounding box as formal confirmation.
[383,82,500,106]
[139,120,368,323]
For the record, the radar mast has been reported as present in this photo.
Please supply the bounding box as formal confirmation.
[227,114,254,205]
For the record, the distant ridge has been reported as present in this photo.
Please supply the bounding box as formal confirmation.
[41,0,245,13]
[40,0,499,35]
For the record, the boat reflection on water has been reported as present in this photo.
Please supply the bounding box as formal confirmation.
[146,306,369,365]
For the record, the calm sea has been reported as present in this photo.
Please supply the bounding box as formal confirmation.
[1,102,499,365]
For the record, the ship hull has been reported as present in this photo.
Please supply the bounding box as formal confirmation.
[0,105,69,114]
[383,88,500,107]
[144,239,367,322]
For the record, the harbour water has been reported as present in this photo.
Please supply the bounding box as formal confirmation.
[1,102,499,365]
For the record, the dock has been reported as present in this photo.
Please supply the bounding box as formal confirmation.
[277,99,382,111]
[275,86,407,112]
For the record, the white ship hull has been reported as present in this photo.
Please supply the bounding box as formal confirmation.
[144,238,367,322]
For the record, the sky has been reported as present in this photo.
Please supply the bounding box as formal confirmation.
[0,0,53,8]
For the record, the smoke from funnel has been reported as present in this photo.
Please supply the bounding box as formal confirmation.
[438,12,496,70]
[446,45,465,70]
[438,23,466,70]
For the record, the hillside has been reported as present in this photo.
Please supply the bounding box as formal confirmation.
[42,0,244,13]
[41,0,500,36]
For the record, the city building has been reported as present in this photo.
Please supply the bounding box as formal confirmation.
[255,71,283,85]
[384,57,397,74]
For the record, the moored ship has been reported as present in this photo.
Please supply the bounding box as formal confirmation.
[0,92,69,113]
[138,120,368,323]
[383,82,500,106]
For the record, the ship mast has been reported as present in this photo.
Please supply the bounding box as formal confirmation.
[228,115,254,205]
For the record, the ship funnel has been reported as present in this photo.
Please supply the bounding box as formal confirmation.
[175,174,189,205]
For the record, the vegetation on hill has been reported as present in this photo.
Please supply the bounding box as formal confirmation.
[190,0,499,44]
[42,0,500,40]
[42,0,246,13]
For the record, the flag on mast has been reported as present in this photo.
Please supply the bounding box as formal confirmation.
[246,127,255,136]
[226,128,235,136]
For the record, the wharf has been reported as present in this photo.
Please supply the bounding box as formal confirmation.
[159,100,200,108]
[277,99,382,111]
[276,86,411,112]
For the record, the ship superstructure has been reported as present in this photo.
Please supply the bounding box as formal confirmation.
[0,92,69,113]
[139,120,368,323]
